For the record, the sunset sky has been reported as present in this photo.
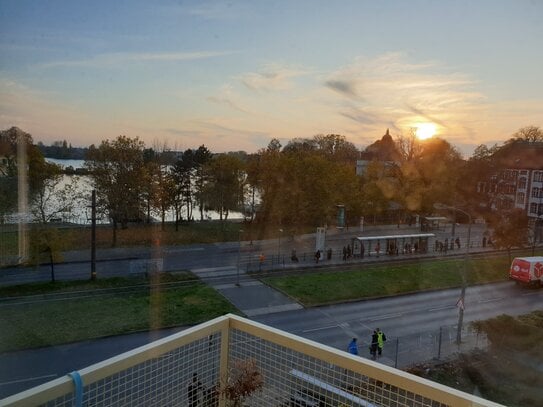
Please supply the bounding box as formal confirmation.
[1,0,542,156]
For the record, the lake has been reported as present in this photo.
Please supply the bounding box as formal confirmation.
[42,158,243,224]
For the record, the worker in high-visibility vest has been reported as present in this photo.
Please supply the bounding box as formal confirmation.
[376,328,386,357]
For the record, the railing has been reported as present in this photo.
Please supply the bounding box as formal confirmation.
[1,314,503,407]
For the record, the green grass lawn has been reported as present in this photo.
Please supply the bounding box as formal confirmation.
[263,255,514,306]
[0,278,238,352]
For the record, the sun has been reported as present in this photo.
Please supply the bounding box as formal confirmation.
[415,123,437,140]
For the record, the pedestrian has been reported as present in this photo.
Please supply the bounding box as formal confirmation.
[291,249,298,263]
[348,337,358,356]
[315,250,321,264]
[342,246,347,261]
[188,372,204,407]
[455,237,460,249]
[346,245,352,259]
[482,236,487,248]
[258,253,265,271]
[360,243,365,258]
[376,328,386,357]
[375,242,380,258]
[370,330,378,360]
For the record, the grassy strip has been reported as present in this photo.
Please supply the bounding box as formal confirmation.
[263,255,515,306]
[0,221,302,254]
[0,282,238,353]
[0,273,193,297]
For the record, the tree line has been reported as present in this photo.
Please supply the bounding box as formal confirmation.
[2,126,542,252]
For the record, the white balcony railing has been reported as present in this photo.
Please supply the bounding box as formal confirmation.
[0,314,504,407]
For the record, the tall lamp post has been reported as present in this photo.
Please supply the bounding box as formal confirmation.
[236,229,243,286]
[277,228,283,267]
[435,204,471,345]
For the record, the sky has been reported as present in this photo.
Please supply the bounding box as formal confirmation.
[1,0,542,156]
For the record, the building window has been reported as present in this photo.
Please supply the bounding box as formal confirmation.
[534,171,543,182]
[530,203,537,214]
[517,192,525,205]
[518,178,527,189]
[533,187,540,198]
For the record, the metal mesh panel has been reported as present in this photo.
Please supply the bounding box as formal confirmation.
[229,328,449,407]
[40,332,222,407]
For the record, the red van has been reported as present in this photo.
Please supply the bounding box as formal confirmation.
[509,257,543,286]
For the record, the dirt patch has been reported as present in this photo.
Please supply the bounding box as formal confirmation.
[406,311,543,407]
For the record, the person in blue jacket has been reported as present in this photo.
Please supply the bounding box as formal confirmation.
[348,337,358,355]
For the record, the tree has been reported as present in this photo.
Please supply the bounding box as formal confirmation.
[171,149,196,223]
[29,226,65,282]
[85,136,146,246]
[313,133,359,163]
[507,126,543,143]
[30,160,79,224]
[0,127,50,221]
[202,154,245,221]
[490,208,530,262]
[193,145,213,221]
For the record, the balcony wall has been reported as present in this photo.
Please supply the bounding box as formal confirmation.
[0,314,503,407]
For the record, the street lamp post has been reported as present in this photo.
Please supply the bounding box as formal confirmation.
[236,229,243,286]
[435,204,471,345]
[278,229,283,267]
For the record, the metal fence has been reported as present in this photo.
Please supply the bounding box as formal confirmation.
[384,324,488,369]
[1,314,502,407]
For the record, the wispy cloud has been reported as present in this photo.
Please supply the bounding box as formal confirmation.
[325,79,359,98]
[241,64,309,92]
[40,50,238,68]
[207,84,251,114]
[322,52,487,141]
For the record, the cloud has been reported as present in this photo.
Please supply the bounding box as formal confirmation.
[322,53,489,139]
[40,50,238,68]
[325,80,358,98]
[207,84,251,114]
[241,64,308,92]
[340,107,379,125]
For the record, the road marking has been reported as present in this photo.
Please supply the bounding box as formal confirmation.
[302,325,338,333]
[428,305,455,312]
[192,266,236,273]
[369,313,402,321]
[165,247,204,253]
[478,297,503,303]
[522,291,541,296]
[0,374,57,386]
